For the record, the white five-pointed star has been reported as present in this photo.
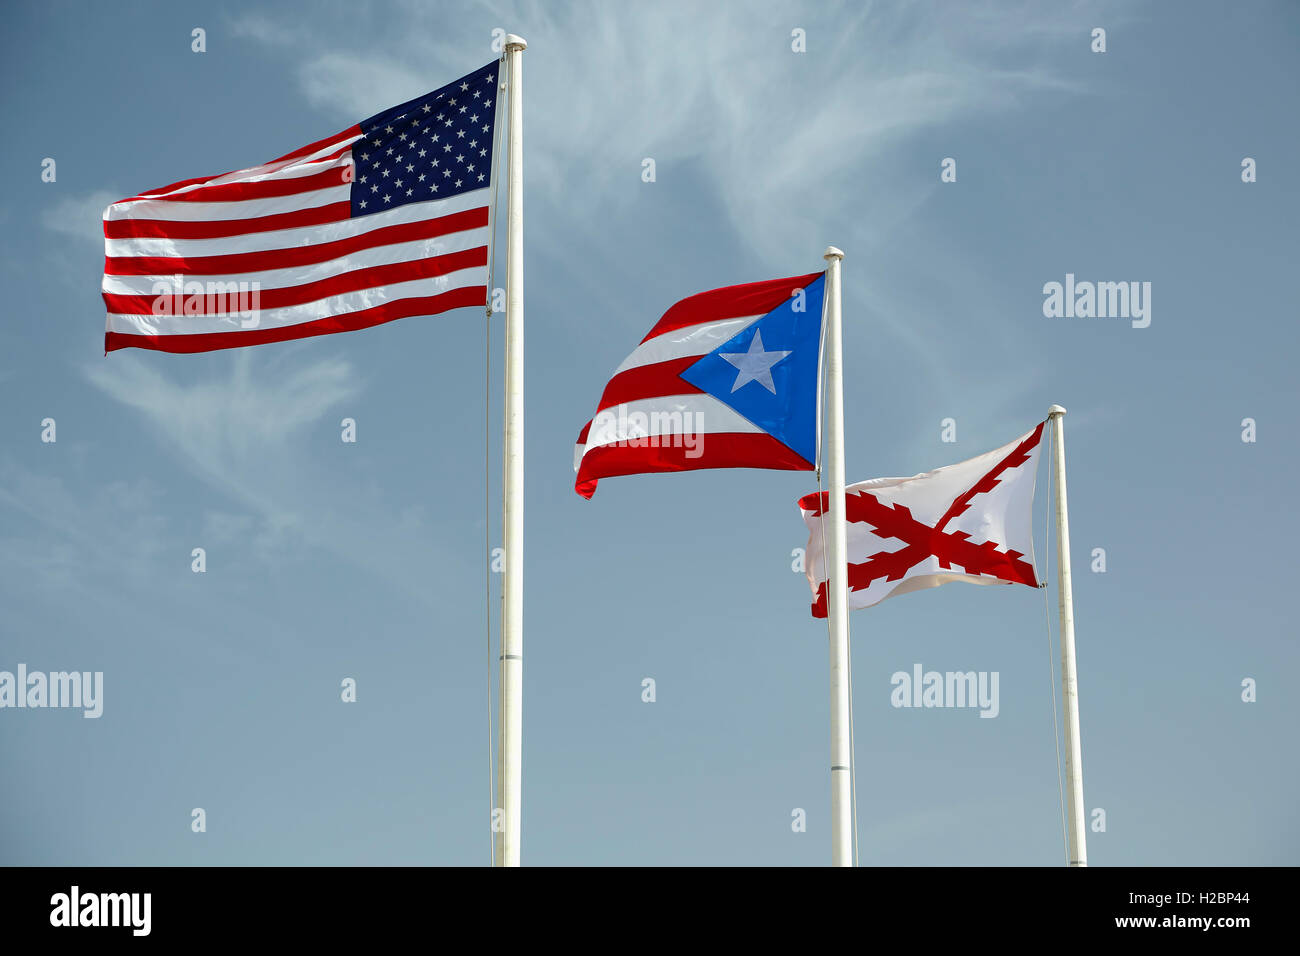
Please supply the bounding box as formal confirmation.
[718,329,791,394]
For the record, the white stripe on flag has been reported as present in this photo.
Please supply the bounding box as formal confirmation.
[130,143,361,201]
[613,315,760,373]
[103,230,486,295]
[105,186,352,224]
[578,393,762,457]
[105,188,485,260]
[105,266,486,335]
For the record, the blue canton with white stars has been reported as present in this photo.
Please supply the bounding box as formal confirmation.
[349,60,499,218]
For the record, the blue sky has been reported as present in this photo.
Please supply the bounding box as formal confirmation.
[1,0,1297,865]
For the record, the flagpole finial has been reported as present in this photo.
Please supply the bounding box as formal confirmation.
[1048,404,1067,418]
[823,246,844,261]
[505,34,527,51]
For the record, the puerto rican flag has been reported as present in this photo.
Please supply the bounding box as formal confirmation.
[574,272,826,498]
[102,60,500,353]
[799,423,1045,617]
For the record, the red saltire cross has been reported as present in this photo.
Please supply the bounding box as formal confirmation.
[801,421,1044,618]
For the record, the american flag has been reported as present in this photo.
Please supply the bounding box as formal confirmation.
[102,60,500,353]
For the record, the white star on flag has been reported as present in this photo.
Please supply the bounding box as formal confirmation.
[720,329,791,394]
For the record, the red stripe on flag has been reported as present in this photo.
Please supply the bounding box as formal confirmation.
[593,358,704,411]
[575,433,812,499]
[102,247,487,316]
[137,163,352,204]
[811,584,829,619]
[931,421,1044,537]
[113,127,362,203]
[105,285,485,354]
[104,201,352,240]
[265,126,362,166]
[104,206,489,276]
[640,272,822,342]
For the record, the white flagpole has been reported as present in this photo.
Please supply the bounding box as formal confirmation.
[1047,405,1087,867]
[495,34,527,868]
[823,246,853,867]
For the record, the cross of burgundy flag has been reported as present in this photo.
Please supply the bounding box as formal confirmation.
[799,422,1045,618]
[102,61,500,353]
[574,273,826,498]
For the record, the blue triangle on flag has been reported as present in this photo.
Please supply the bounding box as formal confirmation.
[679,274,825,465]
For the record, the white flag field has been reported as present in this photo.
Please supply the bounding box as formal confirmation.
[798,421,1046,618]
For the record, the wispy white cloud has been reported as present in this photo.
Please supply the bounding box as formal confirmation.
[80,349,454,605]
[207,1,1124,482]
[0,464,170,600]
[297,53,431,119]
[82,350,354,533]
[85,350,359,479]
[0,351,359,602]
[42,189,119,244]
[432,2,1092,254]
[229,2,1095,233]
[227,11,293,47]
[227,0,1115,405]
